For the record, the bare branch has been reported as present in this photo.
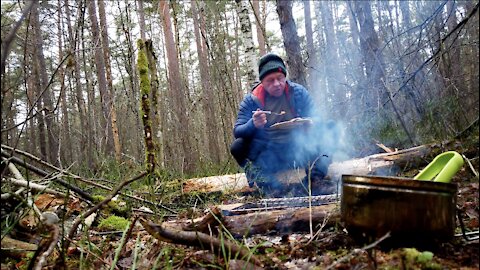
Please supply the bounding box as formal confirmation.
[1,0,36,76]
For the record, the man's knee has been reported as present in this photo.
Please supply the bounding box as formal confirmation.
[230,138,250,167]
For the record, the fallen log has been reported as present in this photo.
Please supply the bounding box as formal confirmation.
[177,203,339,237]
[183,142,451,193]
[221,204,339,237]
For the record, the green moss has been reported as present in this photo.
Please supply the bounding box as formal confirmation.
[402,248,440,269]
[92,195,105,203]
[91,195,128,215]
[137,38,156,173]
[98,215,129,231]
[417,251,433,264]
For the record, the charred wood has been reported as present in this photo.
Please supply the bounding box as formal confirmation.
[222,204,339,237]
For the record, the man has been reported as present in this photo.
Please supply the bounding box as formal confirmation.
[230,53,333,195]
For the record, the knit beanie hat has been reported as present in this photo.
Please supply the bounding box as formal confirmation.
[258,53,287,81]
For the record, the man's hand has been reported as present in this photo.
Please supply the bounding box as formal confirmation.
[253,109,267,129]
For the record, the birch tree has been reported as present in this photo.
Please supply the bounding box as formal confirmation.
[235,0,257,87]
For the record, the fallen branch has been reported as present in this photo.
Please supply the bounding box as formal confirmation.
[1,236,38,258]
[140,217,263,266]
[1,151,93,201]
[65,171,147,251]
[182,207,222,232]
[1,147,177,214]
[33,224,60,270]
[2,177,64,197]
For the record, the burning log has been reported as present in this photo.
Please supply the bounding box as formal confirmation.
[183,142,452,193]
[221,204,339,237]
[178,202,339,237]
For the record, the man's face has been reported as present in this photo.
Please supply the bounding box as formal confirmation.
[261,72,286,97]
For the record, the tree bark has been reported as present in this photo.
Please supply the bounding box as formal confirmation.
[65,0,90,166]
[251,0,267,56]
[31,1,59,165]
[276,0,307,87]
[222,204,338,237]
[137,0,146,40]
[303,1,316,91]
[235,0,257,86]
[319,1,341,109]
[192,0,221,164]
[144,40,164,168]
[158,0,196,173]
[87,0,115,155]
[57,0,72,166]
[98,0,122,161]
[137,39,156,172]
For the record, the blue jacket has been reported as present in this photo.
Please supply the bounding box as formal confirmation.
[233,81,315,161]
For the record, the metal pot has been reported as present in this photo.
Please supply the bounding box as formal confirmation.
[341,174,457,244]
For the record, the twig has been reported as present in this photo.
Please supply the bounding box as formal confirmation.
[1,151,93,201]
[305,206,334,246]
[119,215,140,257]
[326,232,390,270]
[32,224,59,270]
[140,217,263,266]
[65,236,117,269]
[462,154,479,178]
[65,171,147,251]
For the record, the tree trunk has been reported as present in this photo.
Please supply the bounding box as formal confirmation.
[65,0,89,166]
[319,1,341,111]
[137,40,156,172]
[98,0,122,161]
[158,0,196,173]
[57,0,72,166]
[192,0,221,164]
[137,0,146,40]
[303,1,315,91]
[87,0,114,156]
[30,51,47,161]
[31,1,59,165]
[354,1,387,111]
[346,2,364,83]
[399,0,411,30]
[276,0,307,87]
[81,28,97,168]
[251,0,267,55]
[26,73,37,155]
[235,0,257,86]
[121,1,143,161]
[144,40,164,168]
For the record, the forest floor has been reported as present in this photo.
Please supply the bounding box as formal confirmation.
[1,129,478,269]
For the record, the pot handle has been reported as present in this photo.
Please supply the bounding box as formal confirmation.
[456,206,480,241]
[414,151,464,183]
